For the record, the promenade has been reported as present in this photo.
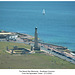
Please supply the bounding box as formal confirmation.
[27,41,75,64]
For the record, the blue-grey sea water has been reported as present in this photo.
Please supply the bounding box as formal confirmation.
[0,1,75,51]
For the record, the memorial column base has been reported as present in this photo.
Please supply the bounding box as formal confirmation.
[34,47,40,50]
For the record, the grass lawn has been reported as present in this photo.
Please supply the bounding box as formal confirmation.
[0,42,75,69]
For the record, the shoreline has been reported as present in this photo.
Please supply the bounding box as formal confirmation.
[0,30,75,53]
[0,30,75,64]
[0,30,73,52]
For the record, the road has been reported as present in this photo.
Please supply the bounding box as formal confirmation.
[40,46,75,64]
[27,42,75,64]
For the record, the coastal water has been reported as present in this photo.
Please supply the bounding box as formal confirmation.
[0,1,75,51]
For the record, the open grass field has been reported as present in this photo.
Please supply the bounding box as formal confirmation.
[0,42,75,69]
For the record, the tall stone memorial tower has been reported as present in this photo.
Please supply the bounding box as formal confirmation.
[34,27,40,50]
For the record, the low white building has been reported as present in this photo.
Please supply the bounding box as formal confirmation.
[71,52,75,56]
[6,35,18,41]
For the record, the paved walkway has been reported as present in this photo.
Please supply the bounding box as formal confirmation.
[28,42,75,64]
[40,46,75,64]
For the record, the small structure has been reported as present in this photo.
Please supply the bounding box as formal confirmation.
[11,49,13,54]
[56,47,67,50]
[6,35,18,41]
[31,46,33,51]
[34,27,40,50]
[21,49,25,54]
[10,46,30,54]
[6,46,9,51]
[71,52,75,56]
[0,32,12,38]
[13,46,18,50]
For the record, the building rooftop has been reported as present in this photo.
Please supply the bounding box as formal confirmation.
[0,33,12,35]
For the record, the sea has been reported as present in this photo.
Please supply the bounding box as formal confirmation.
[0,1,75,51]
